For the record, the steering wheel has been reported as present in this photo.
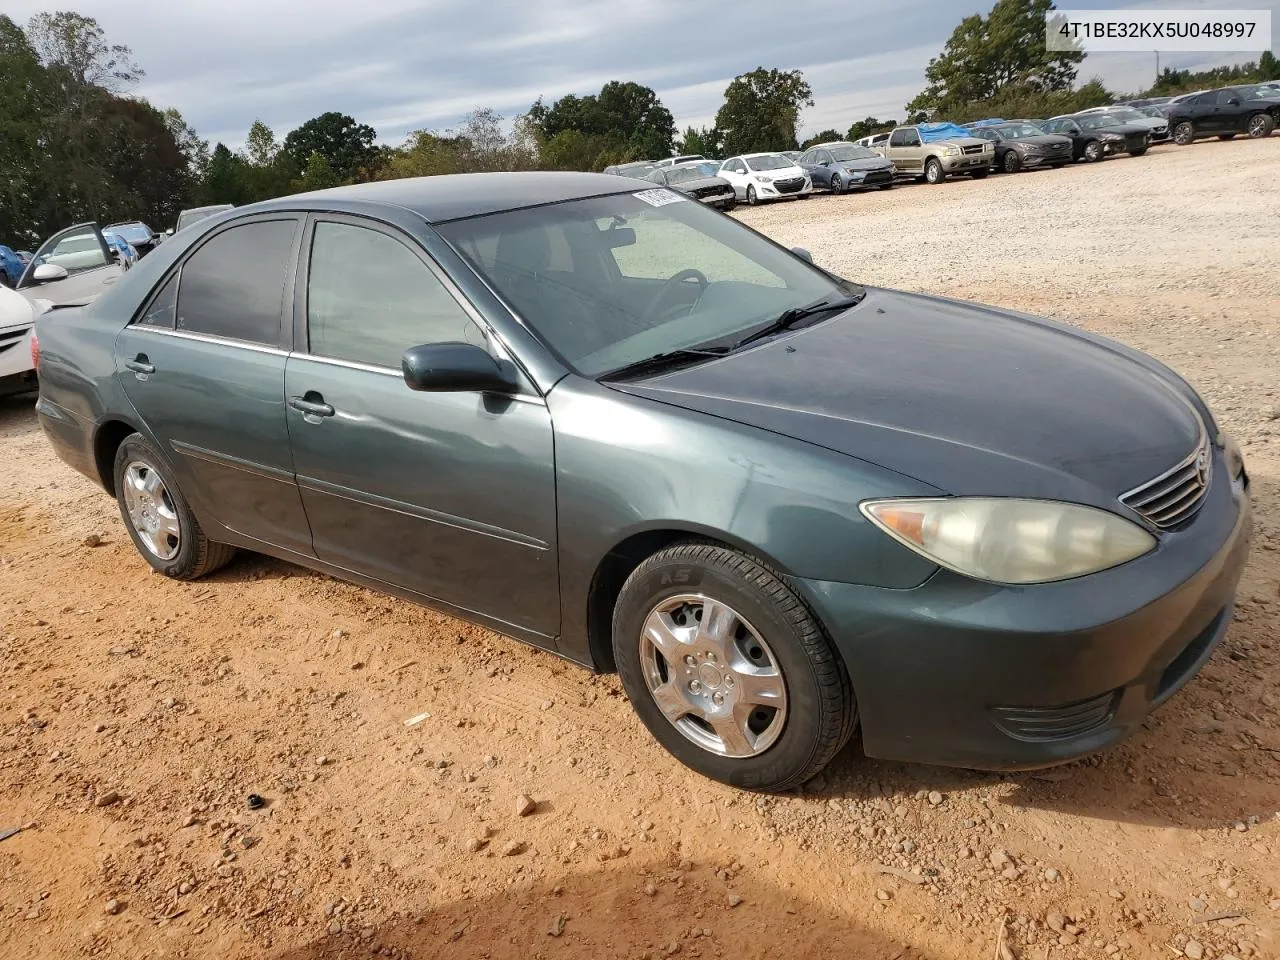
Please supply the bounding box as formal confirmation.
[641,268,709,323]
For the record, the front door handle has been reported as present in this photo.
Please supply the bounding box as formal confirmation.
[288,395,335,418]
[125,356,155,376]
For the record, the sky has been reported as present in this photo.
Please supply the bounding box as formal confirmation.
[7,0,1277,149]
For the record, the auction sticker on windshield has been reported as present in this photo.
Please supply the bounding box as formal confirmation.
[633,189,688,207]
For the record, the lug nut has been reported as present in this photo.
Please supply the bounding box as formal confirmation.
[684,655,696,667]
[724,676,735,688]
[712,693,724,706]
[689,680,702,694]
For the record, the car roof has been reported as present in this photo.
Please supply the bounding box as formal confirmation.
[808,141,858,149]
[253,172,641,223]
[181,204,234,214]
[740,151,785,158]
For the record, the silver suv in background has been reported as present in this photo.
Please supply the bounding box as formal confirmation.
[876,125,994,184]
[172,204,235,235]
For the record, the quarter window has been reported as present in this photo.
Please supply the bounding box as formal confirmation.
[177,219,297,344]
[306,221,483,369]
[139,274,178,328]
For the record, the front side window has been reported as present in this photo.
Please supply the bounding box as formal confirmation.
[440,192,852,377]
[306,221,483,368]
[177,219,297,344]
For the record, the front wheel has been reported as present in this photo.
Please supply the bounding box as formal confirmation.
[878,182,893,190]
[924,158,945,184]
[970,168,989,179]
[830,174,845,195]
[113,433,235,579]
[1083,139,1104,162]
[721,198,736,212]
[1173,122,1195,145]
[1002,151,1021,173]
[1128,146,1147,157]
[1247,113,1275,139]
[746,185,759,206]
[613,543,856,791]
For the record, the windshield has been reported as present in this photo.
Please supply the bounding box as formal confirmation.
[1234,84,1277,100]
[665,166,710,184]
[828,146,879,161]
[438,193,851,377]
[745,154,791,171]
[1104,108,1144,122]
[1135,105,1168,118]
[996,123,1047,138]
[110,223,152,243]
[1077,114,1124,131]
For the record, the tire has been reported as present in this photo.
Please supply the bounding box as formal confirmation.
[924,158,945,184]
[721,198,736,212]
[797,192,811,200]
[830,174,845,195]
[1217,134,1237,141]
[1050,163,1068,169]
[878,182,893,190]
[1247,113,1275,139]
[612,543,856,792]
[1128,146,1147,157]
[746,185,759,206]
[1083,139,1104,162]
[1002,151,1021,173]
[1173,122,1195,145]
[970,168,989,179]
[113,433,235,580]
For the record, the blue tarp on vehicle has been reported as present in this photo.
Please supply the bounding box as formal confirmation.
[917,122,980,142]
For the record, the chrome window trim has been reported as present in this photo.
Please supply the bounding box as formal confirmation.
[134,326,289,357]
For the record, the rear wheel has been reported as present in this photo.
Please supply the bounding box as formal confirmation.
[1173,122,1195,145]
[613,543,856,791]
[1002,151,1021,173]
[1083,139,1104,162]
[1247,113,1275,139]
[924,158,945,184]
[113,433,235,580]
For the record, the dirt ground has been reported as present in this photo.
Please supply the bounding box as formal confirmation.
[2,139,1279,960]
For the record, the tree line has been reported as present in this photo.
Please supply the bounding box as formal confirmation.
[3,2,1276,247]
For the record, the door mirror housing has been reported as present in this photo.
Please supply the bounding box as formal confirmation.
[402,342,519,394]
[31,263,69,283]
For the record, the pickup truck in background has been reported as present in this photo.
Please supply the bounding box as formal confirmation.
[873,125,995,184]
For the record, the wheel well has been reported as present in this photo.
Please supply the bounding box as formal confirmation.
[586,529,718,673]
[93,420,138,497]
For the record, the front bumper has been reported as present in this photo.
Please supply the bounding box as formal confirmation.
[0,323,34,393]
[799,458,1251,770]
[755,179,812,200]
[940,154,992,172]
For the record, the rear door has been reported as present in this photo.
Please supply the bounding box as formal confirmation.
[284,215,560,639]
[114,214,315,557]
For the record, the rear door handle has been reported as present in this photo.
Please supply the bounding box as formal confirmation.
[125,356,155,375]
[288,395,335,418]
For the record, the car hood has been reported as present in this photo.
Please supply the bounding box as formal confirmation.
[671,176,733,192]
[610,288,1202,506]
[834,157,893,171]
[1011,135,1074,149]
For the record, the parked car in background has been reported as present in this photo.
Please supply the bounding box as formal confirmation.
[0,285,43,396]
[853,132,892,151]
[877,124,993,184]
[102,231,139,269]
[33,171,1250,790]
[0,245,25,287]
[651,154,705,169]
[1076,105,1170,143]
[1166,84,1280,143]
[1040,115,1149,161]
[644,163,737,209]
[963,121,1074,172]
[104,220,163,257]
[716,153,812,203]
[17,223,124,305]
[1123,96,1173,109]
[173,204,235,234]
[603,162,656,179]
[796,142,895,192]
[779,150,802,162]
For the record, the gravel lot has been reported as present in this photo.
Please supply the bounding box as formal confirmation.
[2,139,1279,960]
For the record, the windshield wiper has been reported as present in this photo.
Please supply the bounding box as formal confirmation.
[731,292,864,351]
[599,346,730,382]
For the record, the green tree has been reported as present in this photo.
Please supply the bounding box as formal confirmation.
[292,151,340,193]
[906,0,1083,118]
[203,143,252,205]
[282,111,376,182]
[715,68,813,154]
[846,116,897,140]
[528,81,675,163]
[25,10,142,91]
[675,125,722,157]
[800,128,842,149]
[0,14,60,246]
[1260,50,1279,81]
[162,107,210,180]
[244,120,279,166]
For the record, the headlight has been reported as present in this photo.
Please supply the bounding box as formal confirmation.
[846,168,866,176]
[755,175,773,183]
[941,146,960,156]
[861,498,1156,584]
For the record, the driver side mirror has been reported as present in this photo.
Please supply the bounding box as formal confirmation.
[1226,97,1241,106]
[402,342,519,394]
[31,263,69,284]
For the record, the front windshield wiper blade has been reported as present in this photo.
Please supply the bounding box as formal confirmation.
[599,346,729,382]
[731,293,864,351]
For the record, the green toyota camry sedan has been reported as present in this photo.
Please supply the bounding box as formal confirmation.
[33,173,1250,791]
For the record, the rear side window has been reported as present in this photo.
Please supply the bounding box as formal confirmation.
[306,221,483,368]
[177,219,297,344]
[139,274,178,327]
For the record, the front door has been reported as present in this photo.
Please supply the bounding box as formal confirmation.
[284,216,559,639]
[18,223,124,303]
[115,215,315,557]
[888,129,923,172]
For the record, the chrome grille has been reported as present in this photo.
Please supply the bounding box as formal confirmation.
[961,144,985,155]
[1120,434,1211,528]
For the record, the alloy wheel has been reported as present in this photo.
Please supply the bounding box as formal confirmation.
[830,174,843,194]
[638,593,788,758]
[1174,122,1194,145]
[121,460,181,560]
[1247,114,1269,138]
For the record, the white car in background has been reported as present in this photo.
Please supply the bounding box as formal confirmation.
[0,285,48,398]
[717,153,812,204]
[854,132,891,151]
[651,154,705,169]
